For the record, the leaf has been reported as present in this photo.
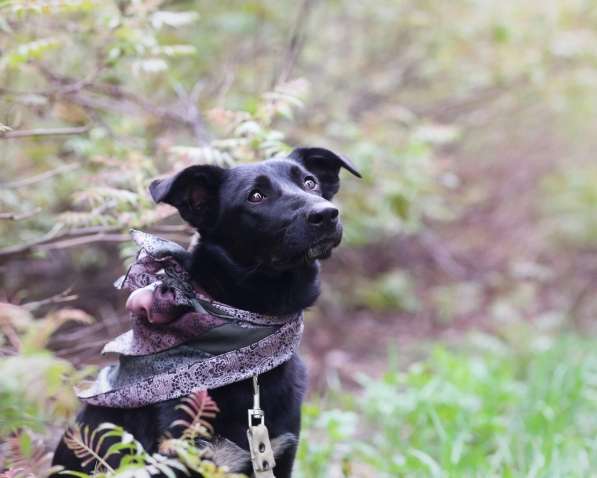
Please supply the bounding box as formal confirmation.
[150,11,199,29]
[132,58,168,75]
[0,123,13,133]
[4,430,53,477]
[10,0,95,16]
[152,45,197,57]
[0,37,62,70]
[171,390,219,441]
[0,302,34,334]
[63,423,123,472]
[57,471,91,478]
[168,146,235,168]
[73,187,140,208]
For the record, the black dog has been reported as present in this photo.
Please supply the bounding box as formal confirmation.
[52,147,360,477]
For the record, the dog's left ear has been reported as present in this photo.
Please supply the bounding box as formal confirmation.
[149,165,225,232]
[288,147,361,199]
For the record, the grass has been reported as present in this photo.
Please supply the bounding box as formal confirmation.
[296,333,597,477]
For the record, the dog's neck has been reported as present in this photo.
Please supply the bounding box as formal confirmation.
[190,240,321,316]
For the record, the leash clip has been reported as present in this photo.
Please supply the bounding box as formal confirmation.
[247,375,276,478]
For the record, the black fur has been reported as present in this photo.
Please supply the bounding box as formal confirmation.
[52,147,360,477]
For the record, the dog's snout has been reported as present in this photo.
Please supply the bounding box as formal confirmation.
[308,203,339,227]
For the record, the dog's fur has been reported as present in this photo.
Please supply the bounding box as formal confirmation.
[52,147,360,477]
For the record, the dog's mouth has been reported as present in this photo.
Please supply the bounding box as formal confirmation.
[306,238,339,261]
[270,236,341,270]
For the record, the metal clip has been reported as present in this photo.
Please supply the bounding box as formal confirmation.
[247,375,276,478]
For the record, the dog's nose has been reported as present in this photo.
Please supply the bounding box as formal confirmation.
[308,203,339,227]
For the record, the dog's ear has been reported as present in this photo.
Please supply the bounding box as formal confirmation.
[288,147,361,199]
[149,165,225,231]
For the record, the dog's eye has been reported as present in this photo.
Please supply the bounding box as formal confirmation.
[304,177,317,190]
[248,190,265,203]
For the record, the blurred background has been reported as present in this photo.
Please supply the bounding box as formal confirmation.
[1,1,597,476]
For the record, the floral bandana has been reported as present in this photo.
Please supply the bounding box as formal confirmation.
[76,230,304,408]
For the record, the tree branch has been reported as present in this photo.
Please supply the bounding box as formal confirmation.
[36,232,132,251]
[3,163,80,189]
[0,208,41,220]
[22,287,78,312]
[271,0,316,87]
[0,224,190,261]
[34,63,210,145]
[0,125,90,140]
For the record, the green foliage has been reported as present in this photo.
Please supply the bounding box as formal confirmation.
[430,282,483,324]
[0,304,92,438]
[354,270,419,313]
[296,335,597,477]
[541,165,597,246]
[3,0,596,258]
[59,419,242,478]
[0,0,312,253]
[0,303,242,477]
[2,1,597,475]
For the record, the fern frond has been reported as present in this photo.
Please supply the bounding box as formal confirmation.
[73,187,139,208]
[4,431,52,478]
[151,10,199,29]
[103,428,147,465]
[156,439,207,474]
[168,146,235,168]
[258,78,309,124]
[63,423,123,471]
[172,390,219,440]
[57,211,104,228]
[145,452,190,477]
[206,108,250,133]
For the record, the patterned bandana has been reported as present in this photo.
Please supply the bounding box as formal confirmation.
[76,230,304,408]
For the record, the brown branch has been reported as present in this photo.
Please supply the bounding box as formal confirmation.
[0,225,117,260]
[6,62,210,146]
[36,62,104,95]
[55,338,111,359]
[3,163,80,189]
[173,81,211,145]
[22,287,78,312]
[0,322,21,352]
[0,208,41,220]
[36,63,209,144]
[272,0,316,88]
[36,232,132,251]
[0,125,90,139]
[0,223,64,259]
[0,224,189,260]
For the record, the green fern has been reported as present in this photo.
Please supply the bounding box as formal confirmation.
[59,390,244,477]
[62,424,123,472]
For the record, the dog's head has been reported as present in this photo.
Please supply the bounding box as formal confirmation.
[149,147,361,271]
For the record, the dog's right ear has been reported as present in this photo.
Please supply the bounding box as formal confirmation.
[149,165,225,232]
